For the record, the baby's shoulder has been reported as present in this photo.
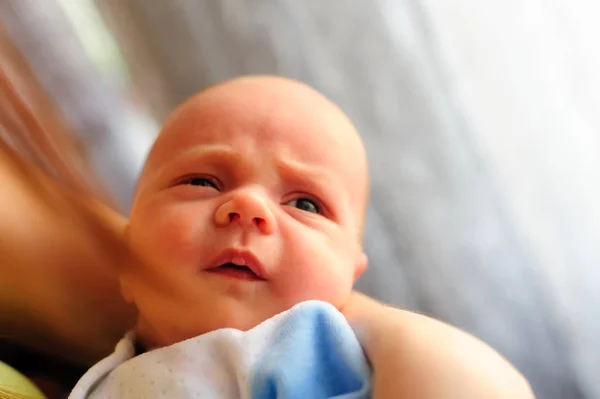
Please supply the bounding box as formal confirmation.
[342,295,534,398]
[376,308,535,398]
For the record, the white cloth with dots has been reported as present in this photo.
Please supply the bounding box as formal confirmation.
[69,300,371,399]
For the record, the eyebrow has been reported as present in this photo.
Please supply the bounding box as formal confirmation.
[174,145,245,168]
[176,144,242,163]
[277,158,335,185]
[276,158,344,210]
[151,144,242,182]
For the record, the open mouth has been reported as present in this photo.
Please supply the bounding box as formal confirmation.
[208,262,263,281]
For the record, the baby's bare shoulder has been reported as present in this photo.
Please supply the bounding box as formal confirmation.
[343,293,535,398]
[378,308,534,398]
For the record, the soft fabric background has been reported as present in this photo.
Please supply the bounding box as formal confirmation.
[2,1,599,398]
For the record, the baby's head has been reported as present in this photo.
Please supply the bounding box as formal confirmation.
[122,76,369,348]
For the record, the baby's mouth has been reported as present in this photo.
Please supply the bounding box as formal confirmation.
[208,262,264,281]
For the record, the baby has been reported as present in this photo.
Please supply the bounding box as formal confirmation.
[68,76,534,399]
[71,76,373,398]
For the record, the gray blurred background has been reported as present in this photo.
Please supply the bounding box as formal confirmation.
[2,1,600,398]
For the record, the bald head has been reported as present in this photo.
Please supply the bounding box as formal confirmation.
[137,76,369,239]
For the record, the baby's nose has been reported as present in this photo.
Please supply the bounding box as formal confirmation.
[214,190,275,234]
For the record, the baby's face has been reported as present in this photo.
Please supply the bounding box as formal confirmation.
[122,77,368,348]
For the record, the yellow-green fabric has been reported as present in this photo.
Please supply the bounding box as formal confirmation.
[0,361,46,398]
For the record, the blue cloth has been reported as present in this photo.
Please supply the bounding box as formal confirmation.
[251,301,371,398]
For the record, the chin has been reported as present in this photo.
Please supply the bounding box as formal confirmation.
[217,313,270,332]
[201,305,278,333]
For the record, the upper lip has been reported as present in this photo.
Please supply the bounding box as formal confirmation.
[206,248,267,280]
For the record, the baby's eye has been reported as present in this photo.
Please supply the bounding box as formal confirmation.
[183,177,218,190]
[286,198,320,214]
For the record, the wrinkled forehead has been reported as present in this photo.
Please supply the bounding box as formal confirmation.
[143,85,366,182]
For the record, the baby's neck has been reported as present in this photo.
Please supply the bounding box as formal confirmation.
[134,316,166,350]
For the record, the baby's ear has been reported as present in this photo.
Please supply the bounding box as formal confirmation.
[353,250,368,281]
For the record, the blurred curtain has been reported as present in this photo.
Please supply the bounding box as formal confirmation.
[0,23,115,206]
[1,0,154,211]
[3,1,600,398]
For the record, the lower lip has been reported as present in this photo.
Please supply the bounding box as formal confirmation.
[207,267,264,281]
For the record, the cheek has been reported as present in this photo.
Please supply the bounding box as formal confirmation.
[275,225,356,307]
[130,200,213,265]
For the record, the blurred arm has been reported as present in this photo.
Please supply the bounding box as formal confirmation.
[343,292,535,398]
[0,25,135,366]
[0,150,135,365]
